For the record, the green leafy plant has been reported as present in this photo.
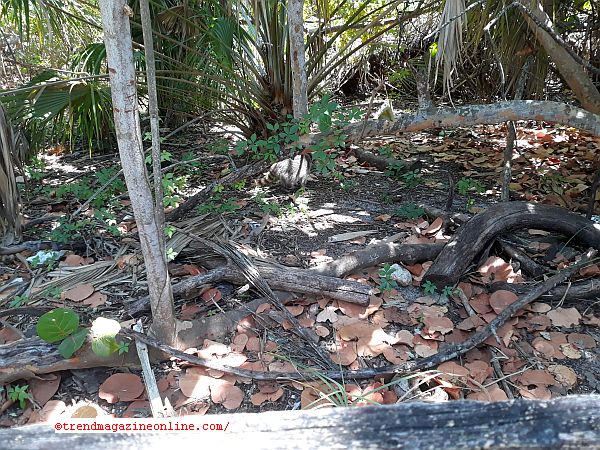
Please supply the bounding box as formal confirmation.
[456,177,485,210]
[43,287,63,299]
[384,161,406,178]
[23,156,46,181]
[456,177,485,195]
[422,280,438,295]
[400,170,422,188]
[164,225,176,239]
[233,180,246,191]
[378,264,398,292]
[7,385,32,409]
[9,294,29,308]
[442,286,458,297]
[394,203,425,220]
[378,145,394,158]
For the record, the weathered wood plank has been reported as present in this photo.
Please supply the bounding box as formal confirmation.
[4,395,599,449]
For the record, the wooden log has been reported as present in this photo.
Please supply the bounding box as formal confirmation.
[126,263,373,316]
[313,242,445,278]
[4,396,599,449]
[423,202,600,289]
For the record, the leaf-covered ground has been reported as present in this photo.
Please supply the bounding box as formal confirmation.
[1,121,599,425]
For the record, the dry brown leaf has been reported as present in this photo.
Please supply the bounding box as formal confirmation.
[63,283,95,302]
[330,341,357,366]
[286,305,304,316]
[301,382,334,409]
[315,325,330,337]
[414,343,437,357]
[423,316,453,334]
[197,340,230,358]
[456,315,485,331]
[529,302,552,313]
[467,385,508,402]
[579,264,600,277]
[316,306,338,323]
[61,254,86,267]
[519,386,551,400]
[250,387,284,406]
[560,343,582,359]
[548,364,577,387]
[489,290,518,314]
[30,374,61,407]
[465,360,492,384]
[469,294,492,314]
[256,303,271,314]
[437,361,469,377]
[298,316,315,328]
[71,405,99,418]
[230,333,248,352]
[423,217,443,236]
[123,400,151,418]
[532,337,559,359]
[383,347,407,364]
[99,373,144,403]
[179,367,213,399]
[27,400,66,424]
[394,330,414,347]
[201,287,222,303]
[547,307,582,328]
[82,291,107,307]
[210,384,244,410]
[567,332,596,349]
[516,369,557,387]
[337,300,368,319]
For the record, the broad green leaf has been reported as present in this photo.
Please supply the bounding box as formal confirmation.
[36,308,79,343]
[58,328,89,358]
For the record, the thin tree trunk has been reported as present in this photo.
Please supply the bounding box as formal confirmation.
[139,0,178,341]
[288,0,308,117]
[98,0,178,347]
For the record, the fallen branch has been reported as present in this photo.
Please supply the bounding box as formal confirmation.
[312,242,445,278]
[490,278,600,302]
[352,147,422,174]
[424,202,600,289]
[125,262,373,316]
[318,101,600,144]
[166,161,269,222]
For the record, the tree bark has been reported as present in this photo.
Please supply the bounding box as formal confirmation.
[288,0,308,118]
[307,101,600,146]
[519,0,600,114]
[6,396,599,449]
[98,0,177,346]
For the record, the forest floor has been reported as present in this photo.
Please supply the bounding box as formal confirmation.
[1,120,599,424]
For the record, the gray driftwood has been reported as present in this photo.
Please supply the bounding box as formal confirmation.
[4,396,599,449]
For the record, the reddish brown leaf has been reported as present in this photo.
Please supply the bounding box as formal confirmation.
[99,373,144,403]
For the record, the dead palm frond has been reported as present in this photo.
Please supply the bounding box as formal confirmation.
[0,104,25,245]
[435,0,467,98]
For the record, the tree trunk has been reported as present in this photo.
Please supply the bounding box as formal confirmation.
[519,0,600,114]
[288,0,308,118]
[98,0,177,347]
